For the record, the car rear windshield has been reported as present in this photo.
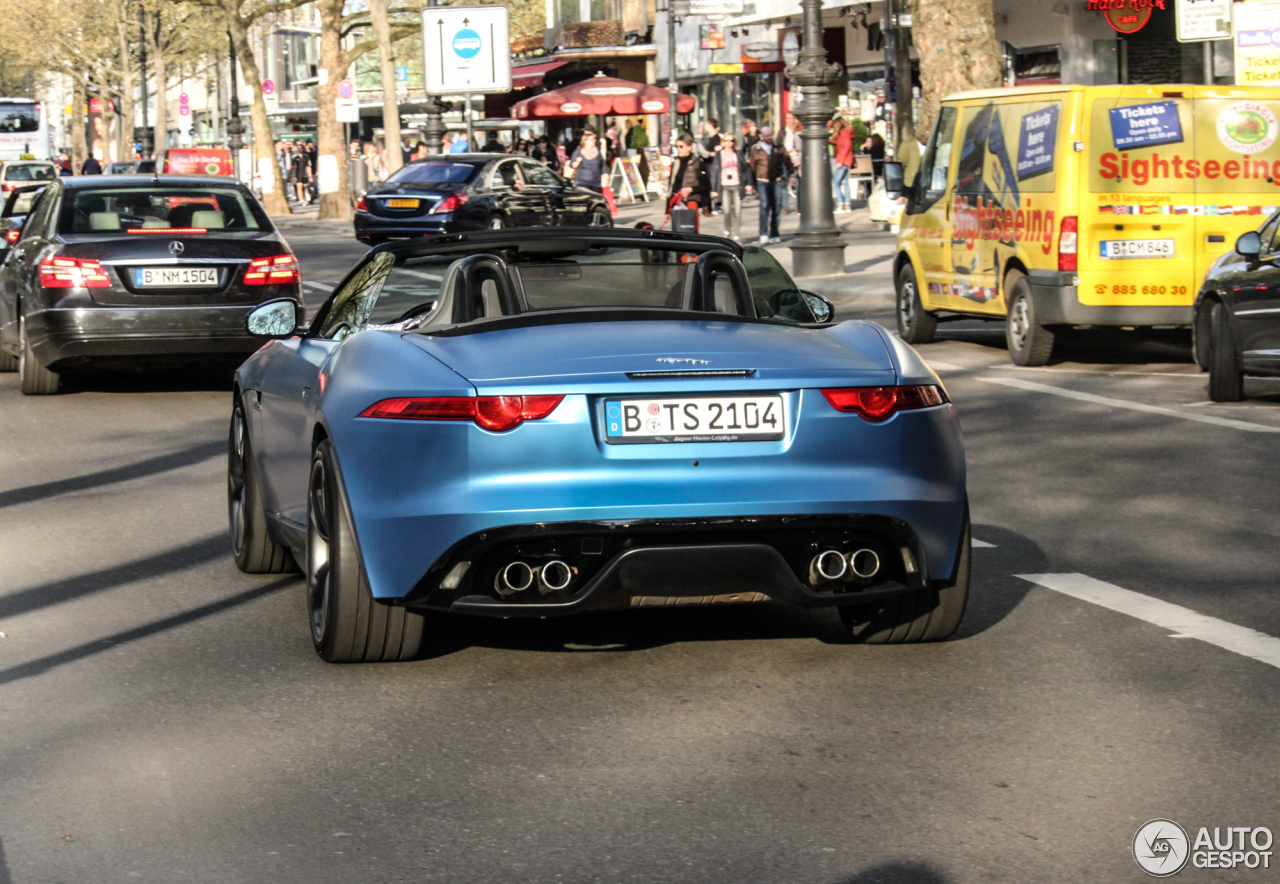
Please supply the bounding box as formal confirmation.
[4,164,55,181]
[386,162,478,185]
[59,187,269,234]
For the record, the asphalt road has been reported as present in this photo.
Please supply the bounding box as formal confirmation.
[1,224,1278,883]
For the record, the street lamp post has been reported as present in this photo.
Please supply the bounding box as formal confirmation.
[227,31,245,180]
[667,0,679,153]
[786,0,845,278]
[423,0,447,154]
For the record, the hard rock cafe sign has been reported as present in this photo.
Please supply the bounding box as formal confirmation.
[1087,0,1165,34]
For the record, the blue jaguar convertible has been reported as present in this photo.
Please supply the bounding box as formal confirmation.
[229,228,969,662]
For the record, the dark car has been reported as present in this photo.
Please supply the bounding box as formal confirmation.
[0,183,45,255]
[1194,214,1280,402]
[353,153,611,244]
[0,175,303,394]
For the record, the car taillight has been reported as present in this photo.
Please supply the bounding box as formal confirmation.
[821,386,948,422]
[430,192,468,214]
[6,229,19,244]
[1058,215,1078,272]
[126,227,208,234]
[356,194,368,212]
[39,255,111,288]
[359,395,564,431]
[1,183,14,193]
[244,254,300,285]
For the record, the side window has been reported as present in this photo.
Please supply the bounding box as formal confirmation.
[366,255,455,326]
[490,160,522,190]
[914,105,959,210]
[741,246,802,319]
[18,188,55,242]
[520,161,559,187]
[317,252,395,340]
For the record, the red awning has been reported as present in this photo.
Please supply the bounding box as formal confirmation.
[511,60,569,89]
[512,73,697,119]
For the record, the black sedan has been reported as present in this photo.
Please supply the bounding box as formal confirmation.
[0,175,302,394]
[1194,218,1280,402]
[354,153,611,244]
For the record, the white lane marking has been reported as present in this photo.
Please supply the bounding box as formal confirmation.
[396,268,443,281]
[991,365,1202,378]
[1019,573,1280,670]
[302,281,331,291]
[972,539,997,548]
[980,376,1280,433]
[927,361,964,371]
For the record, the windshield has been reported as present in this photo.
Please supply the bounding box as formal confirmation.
[59,186,269,234]
[0,103,39,133]
[386,162,478,186]
[4,164,55,181]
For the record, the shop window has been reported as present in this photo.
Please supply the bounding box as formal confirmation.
[1014,46,1061,86]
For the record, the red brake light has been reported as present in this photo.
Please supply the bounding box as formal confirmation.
[821,386,948,421]
[6,229,19,244]
[126,227,208,234]
[359,395,564,431]
[430,192,468,214]
[39,255,111,288]
[244,254,299,285]
[356,194,368,212]
[1058,215,1078,272]
[1,183,14,193]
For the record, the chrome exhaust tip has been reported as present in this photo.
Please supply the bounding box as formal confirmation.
[809,550,848,585]
[848,548,881,580]
[538,559,574,594]
[495,561,535,596]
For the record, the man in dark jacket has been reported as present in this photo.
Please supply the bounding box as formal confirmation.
[81,155,103,175]
[664,132,710,232]
[747,125,794,243]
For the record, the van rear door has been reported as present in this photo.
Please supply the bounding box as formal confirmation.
[1081,87,1197,311]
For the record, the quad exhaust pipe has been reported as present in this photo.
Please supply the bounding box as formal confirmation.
[494,560,575,596]
[809,548,881,586]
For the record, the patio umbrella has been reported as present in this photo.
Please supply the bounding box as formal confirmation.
[512,72,697,119]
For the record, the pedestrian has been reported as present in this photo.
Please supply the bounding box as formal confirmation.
[348,139,361,160]
[662,132,710,231]
[305,140,319,203]
[402,136,414,165]
[449,131,470,153]
[626,119,649,150]
[863,132,886,181]
[289,145,310,204]
[276,141,290,183]
[81,155,102,175]
[566,131,605,194]
[781,113,802,213]
[57,153,72,176]
[830,117,855,213]
[364,142,388,183]
[700,118,722,214]
[709,131,751,242]
[481,129,504,153]
[742,120,760,152]
[747,125,794,244]
[413,141,429,162]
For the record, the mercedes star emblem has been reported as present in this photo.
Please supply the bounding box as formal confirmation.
[168,241,184,256]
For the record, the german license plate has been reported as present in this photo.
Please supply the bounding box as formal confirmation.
[604,395,785,444]
[134,267,219,287]
[387,198,420,208]
[1100,239,1175,259]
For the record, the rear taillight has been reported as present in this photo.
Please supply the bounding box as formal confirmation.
[359,395,564,431]
[1058,215,1078,272]
[821,386,948,422]
[356,194,368,212]
[39,255,110,288]
[430,192,468,214]
[1,183,14,193]
[6,229,19,244]
[244,254,300,285]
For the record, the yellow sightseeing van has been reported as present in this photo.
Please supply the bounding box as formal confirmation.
[890,84,1280,364]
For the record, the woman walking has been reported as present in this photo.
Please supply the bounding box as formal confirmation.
[709,132,752,242]
[830,118,855,213]
[566,131,605,193]
[288,145,311,204]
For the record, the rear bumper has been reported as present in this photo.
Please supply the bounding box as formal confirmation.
[353,212,450,240]
[1029,272,1192,326]
[26,305,273,368]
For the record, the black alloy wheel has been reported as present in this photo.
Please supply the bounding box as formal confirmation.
[307,440,427,663]
[895,264,937,344]
[227,402,295,573]
[488,216,505,230]
[588,208,613,227]
[1208,301,1245,402]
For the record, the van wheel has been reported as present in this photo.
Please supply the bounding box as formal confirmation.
[896,264,937,344]
[1208,301,1244,402]
[1005,274,1054,366]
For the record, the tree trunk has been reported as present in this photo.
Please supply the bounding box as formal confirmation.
[370,0,402,175]
[910,0,1001,140]
[228,14,291,215]
[148,7,168,157]
[315,0,351,221]
[71,79,87,173]
[116,11,136,161]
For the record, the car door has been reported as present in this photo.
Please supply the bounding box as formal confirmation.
[487,159,534,228]
[904,105,959,311]
[256,252,395,526]
[0,184,56,350]
[518,160,561,226]
[1235,214,1280,363]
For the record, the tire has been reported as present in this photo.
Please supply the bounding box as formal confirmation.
[839,511,971,644]
[588,208,613,228]
[895,263,937,344]
[1192,303,1212,372]
[18,314,59,395]
[228,401,296,574]
[1208,300,1244,402]
[307,439,427,663]
[1004,273,1054,366]
[487,216,505,230]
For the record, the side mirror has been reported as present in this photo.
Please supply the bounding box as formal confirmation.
[1236,230,1262,258]
[768,288,826,323]
[884,161,905,200]
[246,299,302,337]
[800,290,834,323]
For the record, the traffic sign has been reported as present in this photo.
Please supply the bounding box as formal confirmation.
[1176,0,1231,42]
[396,65,408,82]
[689,0,742,13]
[337,79,355,99]
[262,79,275,95]
[422,4,511,94]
